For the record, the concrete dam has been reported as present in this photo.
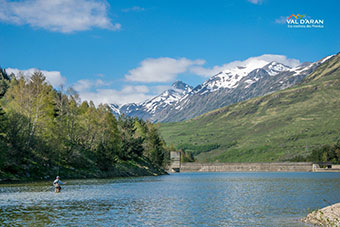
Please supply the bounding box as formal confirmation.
[180,162,313,172]
[169,152,340,173]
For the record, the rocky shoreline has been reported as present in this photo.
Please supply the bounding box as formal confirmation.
[302,203,340,226]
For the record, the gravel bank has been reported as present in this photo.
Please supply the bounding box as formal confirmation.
[302,203,340,226]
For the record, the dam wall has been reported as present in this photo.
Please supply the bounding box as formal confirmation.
[180,162,314,172]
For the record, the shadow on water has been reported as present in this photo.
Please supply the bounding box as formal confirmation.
[1,172,340,226]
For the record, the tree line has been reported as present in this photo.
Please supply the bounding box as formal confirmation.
[0,68,170,180]
[289,141,340,164]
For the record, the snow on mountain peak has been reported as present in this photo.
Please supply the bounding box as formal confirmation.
[171,80,191,91]
[320,54,335,64]
[199,59,288,92]
[263,61,291,76]
[109,53,335,122]
[139,81,192,114]
[110,103,121,115]
[288,54,335,77]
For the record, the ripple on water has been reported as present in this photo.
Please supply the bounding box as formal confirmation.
[1,172,340,226]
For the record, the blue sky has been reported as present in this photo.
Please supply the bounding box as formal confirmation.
[0,0,339,105]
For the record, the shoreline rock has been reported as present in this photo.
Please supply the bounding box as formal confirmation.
[302,203,340,226]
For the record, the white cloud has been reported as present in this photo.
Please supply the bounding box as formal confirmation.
[248,0,263,4]
[0,0,120,33]
[150,85,171,95]
[125,57,205,83]
[74,77,174,105]
[95,79,105,86]
[7,54,302,106]
[78,87,153,105]
[190,54,301,77]
[275,16,288,24]
[6,68,66,87]
[73,79,92,92]
[121,85,149,93]
[73,79,111,92]
[122,6,145,13]
[73,78,152,105]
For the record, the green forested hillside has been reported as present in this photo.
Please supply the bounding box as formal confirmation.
[160,53,340,163]
[0,70,169,181]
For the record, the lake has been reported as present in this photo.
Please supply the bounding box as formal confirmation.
[1,172,340,226]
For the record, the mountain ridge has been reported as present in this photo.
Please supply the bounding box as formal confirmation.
[111,54,333,122]
[111,80,192,120]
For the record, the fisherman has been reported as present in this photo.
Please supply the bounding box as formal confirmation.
[53,176,66,193]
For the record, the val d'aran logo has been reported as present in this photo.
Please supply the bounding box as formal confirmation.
[286,14,324,28]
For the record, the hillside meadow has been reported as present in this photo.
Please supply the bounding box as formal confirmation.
[160,53,340,162]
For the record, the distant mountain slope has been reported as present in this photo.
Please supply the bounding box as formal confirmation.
[159,53,340,163]
[156,59,327,122]
[110,81,192,121]
[112,55,330,122]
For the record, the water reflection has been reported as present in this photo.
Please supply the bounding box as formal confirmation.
[1,172,340,226]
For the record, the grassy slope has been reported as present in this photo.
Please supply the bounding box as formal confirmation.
[159,53,340,162]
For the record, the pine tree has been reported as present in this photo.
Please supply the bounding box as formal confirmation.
[0,67,10,98]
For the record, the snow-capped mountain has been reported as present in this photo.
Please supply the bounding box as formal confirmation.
[111,54,334,122]
[263,61,291,76]
[192,61,291,95]
[110,81,192,121]
[110,103,121,116]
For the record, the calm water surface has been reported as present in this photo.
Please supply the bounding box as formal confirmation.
[1,172,340,226]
